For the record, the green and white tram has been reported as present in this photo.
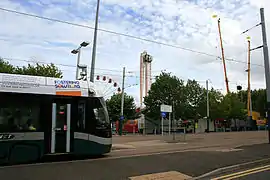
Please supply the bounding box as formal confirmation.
[0,73,112,165]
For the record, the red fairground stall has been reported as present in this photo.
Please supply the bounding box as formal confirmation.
[115,120,138,133]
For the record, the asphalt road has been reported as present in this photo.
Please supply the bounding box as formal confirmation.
[208,164,270,180]
[0,143,269,180]
[239,170,270,180]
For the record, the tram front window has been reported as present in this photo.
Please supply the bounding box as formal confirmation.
[89,97,109,126]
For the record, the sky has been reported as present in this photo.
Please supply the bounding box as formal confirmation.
[0,0,269,105]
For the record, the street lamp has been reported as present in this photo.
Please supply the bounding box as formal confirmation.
[80,41,89,47]
[246,36,253,129]
[71,49,79,54]
[71,41,90,80]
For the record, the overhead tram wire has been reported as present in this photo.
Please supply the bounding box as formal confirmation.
[2,57,265,82]
[0,7,265,67]
[2,57,127,73]
[2,56,148,79]
[2,57,265,85]
[0,38,264,69]
[0,36,263,68]
[2,57,264,88]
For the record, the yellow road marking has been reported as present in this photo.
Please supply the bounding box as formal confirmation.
[211,165,270,180]
[223,167,270,180]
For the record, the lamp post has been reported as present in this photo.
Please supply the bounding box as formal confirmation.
[71,41,90,80]
[246,36,253,129]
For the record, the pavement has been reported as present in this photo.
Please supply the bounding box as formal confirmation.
[111,131,268,157]
[112,131,267,145]
[0,143,270,180]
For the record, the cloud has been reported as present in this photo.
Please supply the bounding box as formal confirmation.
[0,0,269,105]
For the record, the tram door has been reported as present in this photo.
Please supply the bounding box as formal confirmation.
[51,103,71,153]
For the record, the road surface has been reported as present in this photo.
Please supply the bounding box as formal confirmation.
[0,143,269,180]
[240,170,270,180]
[208,164,270,180]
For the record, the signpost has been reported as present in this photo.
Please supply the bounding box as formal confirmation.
[119,115,124,135]
[160,104,172,136]
[160,104,172,113]
[161,112,166,118]
[161,112,166,136]
[120,116,124,121]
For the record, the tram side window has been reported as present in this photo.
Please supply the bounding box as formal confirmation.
[76,102,86,132]
[0,105,41,132]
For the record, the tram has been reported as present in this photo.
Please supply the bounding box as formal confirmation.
[0,73,112,165]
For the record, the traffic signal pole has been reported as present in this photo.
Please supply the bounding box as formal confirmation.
[206,80,210,132]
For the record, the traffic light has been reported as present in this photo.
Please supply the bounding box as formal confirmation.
[113,82,117,87]
[96,75,100,80]
[117,87,121,92]
[108,78,112,83]
[103,76,106,81]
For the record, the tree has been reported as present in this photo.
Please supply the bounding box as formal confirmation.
[219,93,246,119]
[143,72,186,121]
[197,87,223,120]
[106,93,137,122]
[184,79,205,119]
[143,72,252,122]
[0,58,63,78]
[252,89,266,116]
[0,58,16,73]
[237,89,266,117]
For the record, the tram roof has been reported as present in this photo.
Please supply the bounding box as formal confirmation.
[0,73,103,97]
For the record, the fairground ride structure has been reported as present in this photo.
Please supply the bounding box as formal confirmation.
[140,51,153,107]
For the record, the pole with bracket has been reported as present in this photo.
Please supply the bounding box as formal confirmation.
[260,8,270,142]
[119,67,125,136]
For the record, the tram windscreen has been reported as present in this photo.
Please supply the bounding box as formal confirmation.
[89,97,109,125]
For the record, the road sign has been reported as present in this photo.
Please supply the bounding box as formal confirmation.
[120,116,124,121]
[160,104,172,113]
[161,112,166,118]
